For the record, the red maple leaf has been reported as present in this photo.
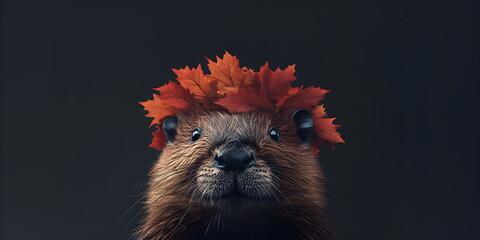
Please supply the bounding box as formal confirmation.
[154,81,199,111]
[258,62,296,101]
[149,127,167,150]
[277,86,330,116]
[312,117,345,150]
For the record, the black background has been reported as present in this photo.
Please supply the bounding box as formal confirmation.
[1,1,479,239]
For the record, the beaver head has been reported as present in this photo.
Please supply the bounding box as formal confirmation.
[137,110,335,240]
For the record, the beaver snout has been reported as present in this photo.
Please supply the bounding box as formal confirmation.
[214,141,255,171]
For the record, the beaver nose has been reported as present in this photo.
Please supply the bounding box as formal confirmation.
[214,147,255,171]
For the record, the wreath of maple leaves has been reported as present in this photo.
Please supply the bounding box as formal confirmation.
[140,52,344,154]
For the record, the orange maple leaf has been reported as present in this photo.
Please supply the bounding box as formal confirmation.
[207,52,255,94]
[311,105,327,118]
[172,64,219,101]
[139,94,173,127]
[215,87,274,113]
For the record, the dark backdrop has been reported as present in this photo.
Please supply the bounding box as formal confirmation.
[1,1,479,239]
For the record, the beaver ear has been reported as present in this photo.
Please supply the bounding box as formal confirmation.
[162,116,178,144]
[291,110,314,145]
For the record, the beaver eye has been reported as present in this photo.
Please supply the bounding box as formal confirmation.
[269,127,280,142]
[191,128,201,142]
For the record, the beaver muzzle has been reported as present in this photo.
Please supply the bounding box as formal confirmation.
[213,141,255,171]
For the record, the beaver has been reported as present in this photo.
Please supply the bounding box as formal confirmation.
[135,110,336,240]
[137,52,343,239]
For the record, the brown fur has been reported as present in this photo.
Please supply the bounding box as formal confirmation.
[136,111,336,240]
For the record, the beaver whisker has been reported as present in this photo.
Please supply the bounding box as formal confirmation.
[177,181,198,202]
[267,180,289,204]
[213,210,221,231]
[258,185,271,200]
[132,178,149,190]
[267,169,290,181]
[124,210,143,230]
[177,197,193,227]
[204,213,215,236]
[216,209,223,231]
